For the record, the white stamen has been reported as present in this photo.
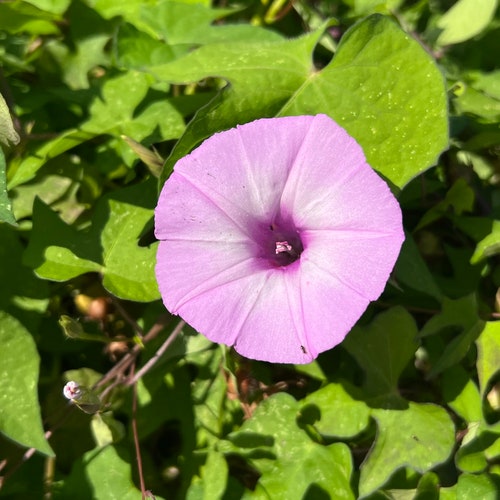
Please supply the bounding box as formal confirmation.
[275,241,293,254]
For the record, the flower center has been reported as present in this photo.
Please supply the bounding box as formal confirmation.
[267,222,303,267]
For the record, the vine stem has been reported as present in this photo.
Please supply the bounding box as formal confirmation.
[94,314,171,390]
[110,295,145,340]
[0,313,172,492]
[130,363,146,499]
[127,320,185,386]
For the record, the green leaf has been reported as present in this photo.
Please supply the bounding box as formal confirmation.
[455,423,499,473]
[0,149,16,225]
[0,225,49,326]
[230,393,354,499]
[114,22,183,69]
[456,472,500,499]
[280,15,448,189]
[300,382,371,439]
[384,471,441,500]
[8,129,94,189]
[82,71,151,134]
[419,295,480,339]
[414,472,440,498]
[90,413,125,447]
[24,0,71,15]
[190,347,230,445]
[436,0,497,46]
[0,92,19,225]
[47,34,110,90]
[0,311,54,456]
[343,307,419,402]
[358,403,455,497]
[453,85,500,122]
[60,445,163,499]
[485,436,500,462]
[138,0,282,45]
[393,233,443,301]
[199,450,228,500]
[8,70,184,189]
[23,179,159,302]
[0,92,20,146]
[415,178,475,231]
[476,321,500,397]
[419,295,485,378]
[442,366,482,424]
[0,1,61,35]
[10,157,86,222]
[48,0,112,88]
[350,0,404,16]
[471,220,500,264]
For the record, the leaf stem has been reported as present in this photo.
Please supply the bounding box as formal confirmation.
[127,320,185,386]
[130,364,146,499]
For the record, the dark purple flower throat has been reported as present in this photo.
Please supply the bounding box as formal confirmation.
[266,221,303,267]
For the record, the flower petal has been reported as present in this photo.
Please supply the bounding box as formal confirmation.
[280,114,401,234]
[302,229,403,300]
[155,172,253,243]
[297,257,372,354]
[169,263,314,363]
[155,114,404,364]
[172,116,317,222]
[156,239,259,314]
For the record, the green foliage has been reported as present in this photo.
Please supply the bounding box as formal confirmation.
[0,93,19,225]
[155,14,447,189]
[0,311,53,456]
[435,0,498,46]
[24,179,159,301]
[1,0,500,498]
[280,14,448,189]
[221,393,354,499]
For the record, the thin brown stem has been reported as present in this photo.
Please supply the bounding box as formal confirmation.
[43,456,55,499]
[130,364,146,499]
[0,404,75,490]
[94,314,171,390]
[110,296,145,339]
[127,320,185,386]
[0,314,172,492]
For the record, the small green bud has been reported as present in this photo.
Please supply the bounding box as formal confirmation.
[122,135,164,178]
[59,315,85,339]
[63,381,102,414]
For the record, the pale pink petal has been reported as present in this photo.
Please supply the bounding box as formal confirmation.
[156,239,260,314]
[155,114,404,364]
[155,172,256,243]
[173,116,316,222]
[296,256,372,354]
[302,229,403,299]
[171,263,313,363]
[280,114,401,235]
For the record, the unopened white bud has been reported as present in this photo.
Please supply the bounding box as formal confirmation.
[63,381,82,400]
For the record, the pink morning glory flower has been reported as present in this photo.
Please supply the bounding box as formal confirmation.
[155,114,404,364]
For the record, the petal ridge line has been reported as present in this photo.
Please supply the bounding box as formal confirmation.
[306,257,372,302]
[232,270,273,348]
[172,257,265,312]
[176,171,255,240]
